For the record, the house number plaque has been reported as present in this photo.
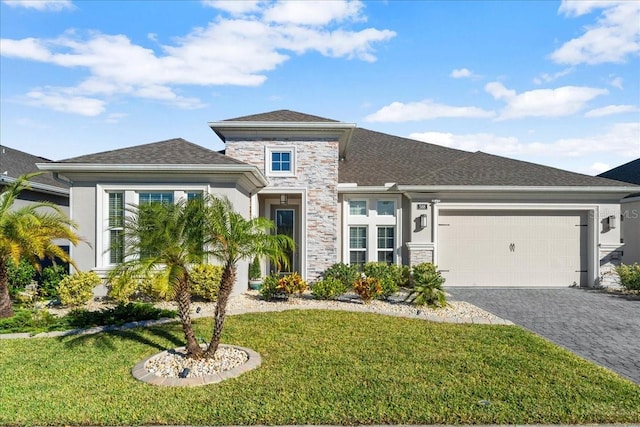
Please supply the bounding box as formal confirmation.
[417,203,428,210]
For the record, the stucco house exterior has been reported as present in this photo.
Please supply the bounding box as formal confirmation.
[38,110,639,294]
[599,158,640,265]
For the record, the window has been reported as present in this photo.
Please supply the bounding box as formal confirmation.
[266,147,295,176]
[271,151,291,172]
[108,192,124,264]
[187,191,202,201]
[139,192,173,204]
[376,200,395,216]
[377,226,395,264]
[349,200,367,216]
[349,226,367,266]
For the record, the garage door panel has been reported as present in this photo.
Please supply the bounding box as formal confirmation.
[438,210,587,287]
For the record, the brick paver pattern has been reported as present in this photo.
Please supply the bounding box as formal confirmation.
[449,288,640,384]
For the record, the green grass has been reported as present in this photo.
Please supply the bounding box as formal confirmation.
[1,310,638,426]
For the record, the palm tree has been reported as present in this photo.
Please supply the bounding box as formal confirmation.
[109,195,292,359]
[108,198,206,357]
[0,173,81,318]
[202,196,293,358]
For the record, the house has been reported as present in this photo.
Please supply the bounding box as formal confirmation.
[1,145,71,269]
[37,110,639,294]
[598,158,640,264]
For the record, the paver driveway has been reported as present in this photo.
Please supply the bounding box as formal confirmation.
[448,287,640,384]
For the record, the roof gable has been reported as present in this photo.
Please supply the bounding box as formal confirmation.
[598,158,640,185]
[59,138,246,166]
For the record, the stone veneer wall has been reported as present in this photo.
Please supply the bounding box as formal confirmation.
[226,140,339,281]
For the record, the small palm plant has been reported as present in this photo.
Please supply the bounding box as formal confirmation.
[405,263,447,308]
[0,173,82,318]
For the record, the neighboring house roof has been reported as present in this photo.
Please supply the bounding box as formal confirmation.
[58,138,247,165]
[224,109,338,123]
[598,158,640,185]
[0,145,68,193]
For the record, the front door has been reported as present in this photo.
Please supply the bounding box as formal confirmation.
[274,208,297,274]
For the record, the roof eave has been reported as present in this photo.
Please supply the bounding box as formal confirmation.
[0,174,69,196]
[209,121,356,157]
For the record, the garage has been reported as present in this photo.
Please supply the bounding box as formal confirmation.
[437,210,588,287]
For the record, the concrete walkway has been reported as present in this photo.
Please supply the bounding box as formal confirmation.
[448,287,640,384]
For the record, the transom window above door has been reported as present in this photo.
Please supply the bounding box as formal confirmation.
[266,147,296,177]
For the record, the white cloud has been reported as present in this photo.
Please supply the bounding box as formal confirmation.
[202,1,263,14]
[2,0,73,11]
[450,68,473,78]
[532,67,574,84]
[0,2,395,115]
[552,1,640,65]
[485,82,608,120]
[365,100,495,122]
[609,76,623,89]
[263,1,365,25]
[584,104,639,118]
[25,90,105,116]
[409,122,640,160]
[588,162,612,174]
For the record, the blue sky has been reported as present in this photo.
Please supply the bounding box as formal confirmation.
[1,0,638,175]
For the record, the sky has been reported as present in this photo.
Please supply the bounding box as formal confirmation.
[0,0,638,176]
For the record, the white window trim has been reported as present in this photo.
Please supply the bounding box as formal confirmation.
[265,146,296,177]
[96,184,208,269]
[342,195,402,265]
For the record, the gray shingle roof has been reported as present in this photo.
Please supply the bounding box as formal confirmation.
[339,127,634,187]
[598,158,640,185]
[59,138,247,165]
[0,145,67,189]
[224,110,338,123]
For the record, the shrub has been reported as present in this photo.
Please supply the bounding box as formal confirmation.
[0,308,61,334]
[311,277,347,300]
[190,264,223,302]
[406,263,447,308]
[66,302,177,328]
[38,264,67,299]
[58,271,101,306]
[353,276,382,303]
[362,262,399,299]
[615,263,640,291]
[7,258,37,295]
[249,257,261,280]
[108,273,141,303]
[260,272,308,300]
[323,263,359,290]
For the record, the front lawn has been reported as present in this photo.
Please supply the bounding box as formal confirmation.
[1,310,638,425]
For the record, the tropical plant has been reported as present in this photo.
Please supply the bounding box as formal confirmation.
[311,277,347,300]
[615,263,640,291]
[201,196,293,357]
[260,272,307,300]
[108,195,292,359]
[322,262,359,290]
[189,264,223,302]
[352,276,382,303]
[39,264,67,299]
[362,262,399,299]
[58,271,101,306]
[6,258,37,297]
[405,263,447,307]
[107,198,206,357]
[249,257,261,280]
[0,173,81,318]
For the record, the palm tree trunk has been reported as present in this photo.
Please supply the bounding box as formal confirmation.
[0,259,14,318]
[175,278,202,359]
[205,263,236,358]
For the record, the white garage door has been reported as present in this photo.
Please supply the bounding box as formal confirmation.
[437,210,588,287]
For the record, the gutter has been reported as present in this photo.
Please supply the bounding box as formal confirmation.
[0,174,69,196]
[336,183,640,194]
